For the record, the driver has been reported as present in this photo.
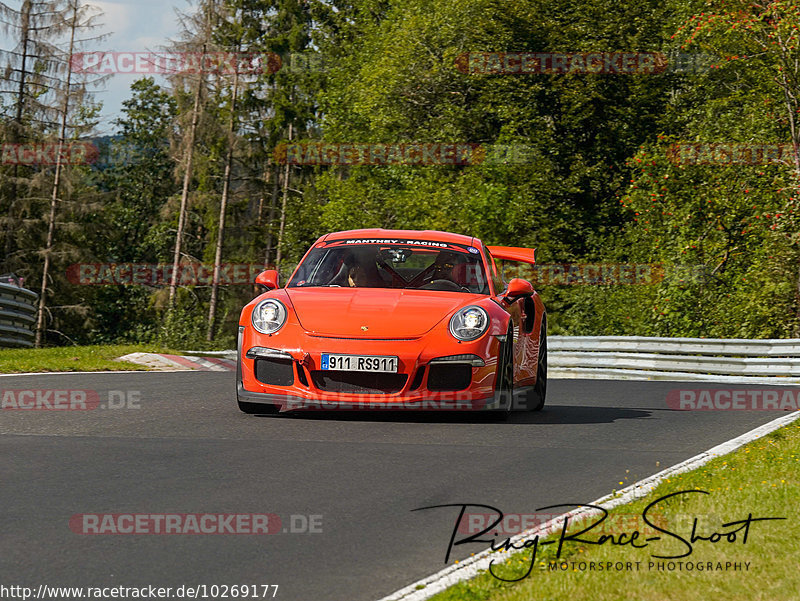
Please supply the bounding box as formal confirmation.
[347,264,370,287]
[428,251,463,286]
[347,250,384,288]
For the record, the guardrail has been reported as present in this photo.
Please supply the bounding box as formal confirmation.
[0,281,38,349]
[550,336,800,384]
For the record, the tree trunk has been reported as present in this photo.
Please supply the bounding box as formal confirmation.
[168,44,206,308]
[35,0,77,347]
[275,123,293,273]
[207,65,240,341]
[264,163,279,266]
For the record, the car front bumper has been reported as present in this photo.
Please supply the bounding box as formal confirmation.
[237,327,503,411]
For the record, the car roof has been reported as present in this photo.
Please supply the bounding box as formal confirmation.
[322,228,480,247]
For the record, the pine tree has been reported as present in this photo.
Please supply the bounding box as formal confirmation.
[33,0,105,346]
[166,0,219,308]
[0,0,74,267]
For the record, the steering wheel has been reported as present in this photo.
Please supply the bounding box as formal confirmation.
[408,263,439,288]
[419,279,464,291]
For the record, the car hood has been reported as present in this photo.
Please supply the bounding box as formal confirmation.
[285,288,483,338]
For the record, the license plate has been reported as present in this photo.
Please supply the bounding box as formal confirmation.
[321,354,398,373]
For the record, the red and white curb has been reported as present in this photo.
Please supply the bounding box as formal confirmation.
[116,352,235,372]
[377,409,800,601]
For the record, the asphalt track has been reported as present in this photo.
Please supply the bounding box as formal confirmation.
[0,372,791,600]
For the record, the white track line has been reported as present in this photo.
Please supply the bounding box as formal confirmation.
[378,409,800,601]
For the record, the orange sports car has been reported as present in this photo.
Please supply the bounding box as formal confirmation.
[236,229,546,414]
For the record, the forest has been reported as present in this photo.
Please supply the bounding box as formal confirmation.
[1,0,799,349]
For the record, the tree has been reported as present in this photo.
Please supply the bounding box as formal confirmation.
[245,0,320,273]
[84,78,178,343]
[0,0,74,265]
[206,1,247,341]
[166,0,221,308]
[314,0,678,257]
[560,0,800,338]
[677,0,800,334]
[1,0,105,346]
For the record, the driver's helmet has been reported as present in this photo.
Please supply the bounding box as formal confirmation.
[347,247,383,287]
[347,264,369,287]
[431,251,463,281]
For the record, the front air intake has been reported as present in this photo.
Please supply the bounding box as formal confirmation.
[427,364,471,391]
[254,357,294,386]
[310,371,407,394]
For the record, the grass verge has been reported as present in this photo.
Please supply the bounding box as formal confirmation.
[0,344,181,373]
[428,416,800,601]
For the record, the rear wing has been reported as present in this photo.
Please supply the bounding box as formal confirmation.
[486,246,536,266]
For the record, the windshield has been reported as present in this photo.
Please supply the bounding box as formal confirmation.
[288,242,489,294]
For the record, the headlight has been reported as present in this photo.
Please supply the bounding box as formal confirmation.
[251,299,287,334]
[449,306,489,341]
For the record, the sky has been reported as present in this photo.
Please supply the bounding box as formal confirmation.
[87,0,188,133]
[2,0,188,134]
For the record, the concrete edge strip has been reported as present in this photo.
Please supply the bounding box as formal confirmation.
[179,350,237,360]
[182,356,225,371]
[377,410,800,601]
[0,370,193,377]
[142,353,235,372]
[202,356,237,370]
[0,352,235,376]
[160,354,206,370]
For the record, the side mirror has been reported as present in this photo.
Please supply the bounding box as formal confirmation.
[502,278,533,303]
[255,269,280,290]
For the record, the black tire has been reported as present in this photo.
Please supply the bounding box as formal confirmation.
[530,316,547,411]
[494,325,514,412]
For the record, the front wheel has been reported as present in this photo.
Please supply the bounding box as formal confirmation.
[493,325,514,413]
[530,316,547,411]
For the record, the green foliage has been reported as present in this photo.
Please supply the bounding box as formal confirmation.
[4,0,800,346]
[556,0,800,337]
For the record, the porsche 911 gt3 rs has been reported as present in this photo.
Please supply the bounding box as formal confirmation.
[236,229,546,414]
